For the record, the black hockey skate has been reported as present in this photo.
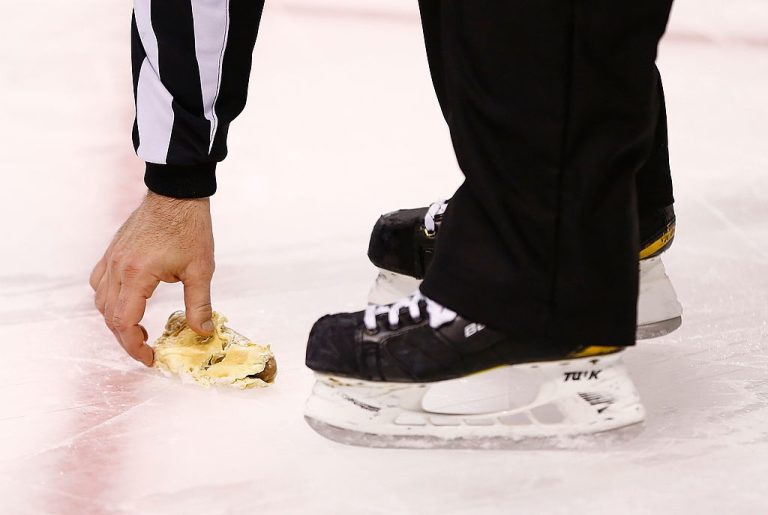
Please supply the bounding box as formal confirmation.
[367,200,681,340]
[304,292,645,448]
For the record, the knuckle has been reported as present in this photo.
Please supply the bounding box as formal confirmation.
[196,301,213,313]
[88,270,101,290]
[193,266,214,281]
[121,263,143,280]
[193,258,215,276]
[111,316,127,332]
[188,302,212,317]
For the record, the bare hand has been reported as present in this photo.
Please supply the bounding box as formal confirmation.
[90,191,215,366]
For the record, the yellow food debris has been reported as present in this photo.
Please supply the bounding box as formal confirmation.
[153,311,276,389]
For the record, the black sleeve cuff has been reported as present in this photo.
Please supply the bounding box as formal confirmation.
[144,162,218,198]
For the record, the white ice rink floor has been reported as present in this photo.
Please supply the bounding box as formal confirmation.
[1,1,767,514]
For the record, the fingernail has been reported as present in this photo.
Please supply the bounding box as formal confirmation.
[202,320,214,332]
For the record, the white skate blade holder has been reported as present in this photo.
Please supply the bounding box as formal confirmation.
[305,351,645,449]
[368,256,683,340]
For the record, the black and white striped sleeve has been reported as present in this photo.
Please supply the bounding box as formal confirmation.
[131,0,265,198]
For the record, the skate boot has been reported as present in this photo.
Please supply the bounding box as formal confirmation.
[304,292,645,448]
[367,200,681,340]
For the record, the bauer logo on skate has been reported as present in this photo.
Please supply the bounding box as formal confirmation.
[463,323,486,338]
[563,370,601,381]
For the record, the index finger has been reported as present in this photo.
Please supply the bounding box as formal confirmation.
[89,255,107,292]
[113,275,160,366]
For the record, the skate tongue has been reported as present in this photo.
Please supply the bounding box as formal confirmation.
[363,292,456,331]
[420,367,539,415]
[424,296,457,328]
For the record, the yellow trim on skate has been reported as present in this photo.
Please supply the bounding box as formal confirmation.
[639,223,675,260]
[568,345,622,359]
[466,346,623,377]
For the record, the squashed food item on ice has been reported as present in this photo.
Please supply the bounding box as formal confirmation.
[153,311,277,389]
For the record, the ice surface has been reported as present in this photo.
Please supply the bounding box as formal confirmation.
[0,0,766,514]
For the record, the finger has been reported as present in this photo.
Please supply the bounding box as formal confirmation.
[94,274,108,315]
[113,277,158,367]
[90,256,107,291]
[182,272,214,336]
[99,277,122,345]
[91,233,121,291]
[103,265,122,334]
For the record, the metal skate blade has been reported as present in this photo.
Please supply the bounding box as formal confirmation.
[636,316,682,340]
[305,416,645,450]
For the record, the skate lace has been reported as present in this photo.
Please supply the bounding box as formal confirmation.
[423,200,448,235]
[363,291,457,332]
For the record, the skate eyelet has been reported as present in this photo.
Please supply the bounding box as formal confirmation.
[422,228,437,239]
[365,326,379,336]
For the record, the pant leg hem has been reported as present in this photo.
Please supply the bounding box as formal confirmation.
[421,264,637,349]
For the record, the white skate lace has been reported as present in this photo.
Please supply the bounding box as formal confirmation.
[364,291,457,331]
[423,200,448,235]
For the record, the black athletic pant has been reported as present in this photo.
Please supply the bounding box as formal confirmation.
[417,0,674,349]
[131,0,673,349]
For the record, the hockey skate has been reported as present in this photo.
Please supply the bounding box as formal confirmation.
[304,292,645,448]
[367,200,682,340]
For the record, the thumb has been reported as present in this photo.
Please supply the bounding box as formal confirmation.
[183,275,214,336]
